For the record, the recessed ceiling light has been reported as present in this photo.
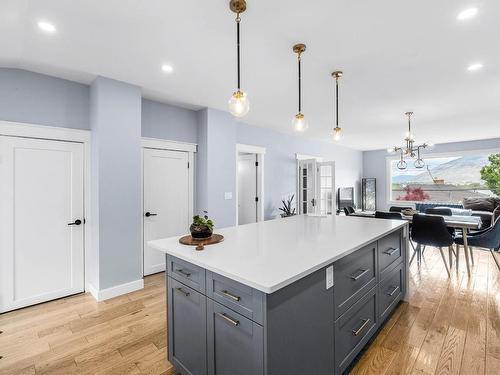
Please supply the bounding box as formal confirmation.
[467,63,483,71]
[161,64,174,73]
[37,21,56,33]
[457,8,478,21]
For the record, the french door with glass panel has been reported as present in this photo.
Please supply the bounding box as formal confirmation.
[0,136,85,313]
[143,148,191,276]
[298,159,335,215]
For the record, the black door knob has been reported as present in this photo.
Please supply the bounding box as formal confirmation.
[68,219,82,226]
[145,212,158,217]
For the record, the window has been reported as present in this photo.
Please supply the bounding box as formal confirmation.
[388,150,498,203]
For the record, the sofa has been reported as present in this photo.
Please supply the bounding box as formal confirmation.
[462,197,500,228]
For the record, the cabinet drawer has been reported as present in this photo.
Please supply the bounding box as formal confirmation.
[378,230,403,278]
[207,300,264,375]
[334,287,378,375]
[167,277,207,375]
[379,263,404,322]
[167,255,205,293]
[206,271,265,325]
[333,242,377,318]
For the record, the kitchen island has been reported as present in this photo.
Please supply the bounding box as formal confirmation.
[149,215,408,375]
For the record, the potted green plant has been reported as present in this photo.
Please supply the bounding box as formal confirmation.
[279,194,296,218]
[190,211,215,239]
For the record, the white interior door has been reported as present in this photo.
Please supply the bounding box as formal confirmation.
[143,148,190,276]
[0,136,84,313]
[238,153,257,225]
[317,162,336,215]
[298,159,317,214]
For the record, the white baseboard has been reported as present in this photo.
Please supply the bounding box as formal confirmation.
[87,279,144,302]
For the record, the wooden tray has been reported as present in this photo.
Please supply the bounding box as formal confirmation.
[179,234,224,251]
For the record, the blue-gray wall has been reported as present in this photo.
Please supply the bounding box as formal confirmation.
[197,108,364,228]
[90,77,143,290]
[142,99,198,143]
[363,138,500,211]
[0,68,89,129]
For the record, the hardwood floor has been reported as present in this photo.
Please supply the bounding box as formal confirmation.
[0,247,499,374]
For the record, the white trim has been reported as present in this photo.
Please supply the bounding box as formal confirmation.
[295,153,323,161]
[235,144,266,225]
[141,137,195,276]
[236,143,266,155]
[0,120,93,298]
[0,120,90,143]
[87,279,144,301]
[385,147,500,205]
[141,137,197,153]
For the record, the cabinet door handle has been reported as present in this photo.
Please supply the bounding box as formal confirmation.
[386,285,399,296]
[175,287,190,297]
[176,269,191,278]
[384,247,399,256]
[216,312,240,326]
[221,290,241,302]
[350,268,369,281]
[352,318,371,336]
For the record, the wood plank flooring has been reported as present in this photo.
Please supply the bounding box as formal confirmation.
[0,247,499,374]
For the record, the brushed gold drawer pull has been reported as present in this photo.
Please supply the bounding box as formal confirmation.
[216,312,240,326]
[386,286,399,297]
[176,269,191,278]
[384,247,399,256]
[175,287,190,297]
[352,318,371,336]
[350,268,369,281]
[221,290,241,302]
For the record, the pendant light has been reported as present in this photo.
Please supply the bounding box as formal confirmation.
[292,43,308,132]
[228,0,250,117]
[332,71,343,141]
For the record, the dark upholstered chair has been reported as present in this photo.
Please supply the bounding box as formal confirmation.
[389,206,412,213]
[411,214,454,277]
[455,217,500,271]
[425,207,452,216]
[343,206,355,216]
[375,211,403,220]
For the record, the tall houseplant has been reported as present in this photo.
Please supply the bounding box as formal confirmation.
[279,194,296,218]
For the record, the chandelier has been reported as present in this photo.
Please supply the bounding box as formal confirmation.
[388,112,431,170]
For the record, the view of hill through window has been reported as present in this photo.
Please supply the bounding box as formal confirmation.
[390,152,497,203]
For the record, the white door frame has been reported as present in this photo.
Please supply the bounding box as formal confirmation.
[0,120,92,292]
[141,137,196,275]
[235,143,265,225]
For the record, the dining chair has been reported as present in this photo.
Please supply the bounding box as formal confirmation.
[389,206,412,213]
[454,216,500,272]
[424,207,455,259]
[343,206,355,216]
[375,211,403,220]
[411,214,453,277]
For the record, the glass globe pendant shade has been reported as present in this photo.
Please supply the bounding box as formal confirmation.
[228,90,250,117]
[292,113,308,132]
[414,158,425,168]
[397,159,407,170]
[333,126,342,141]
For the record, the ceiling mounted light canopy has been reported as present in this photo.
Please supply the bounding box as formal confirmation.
[228,0,250,118]
[292,43,308,132]
[332,71,343,141]
[388,112,431,170]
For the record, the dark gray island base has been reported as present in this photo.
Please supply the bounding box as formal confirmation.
[166,227,407,375]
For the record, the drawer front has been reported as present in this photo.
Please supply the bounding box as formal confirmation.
[378,230,403,278]
[167,277,207,375]
[207,300,264,375]
[379,263,404,322]
[167,255,205,293]
[206,271,264,324]
[333,242,377,318]
[334,287,378,375]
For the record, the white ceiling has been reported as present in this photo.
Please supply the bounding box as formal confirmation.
[1,0,499,150]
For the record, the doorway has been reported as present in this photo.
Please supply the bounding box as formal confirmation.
[0,135,85,313]
[297,156,336,215]
[235,144,265,225]
[142,141,194,276]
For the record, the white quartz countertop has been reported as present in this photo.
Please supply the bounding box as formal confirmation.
[148,215,407,294]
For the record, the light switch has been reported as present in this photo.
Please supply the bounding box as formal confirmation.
[224,192,233,200]
[326,266,334,289]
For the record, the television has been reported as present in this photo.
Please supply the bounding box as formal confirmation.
[337,187,355,213]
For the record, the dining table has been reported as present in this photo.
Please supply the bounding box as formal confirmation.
[348,210,482,277]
